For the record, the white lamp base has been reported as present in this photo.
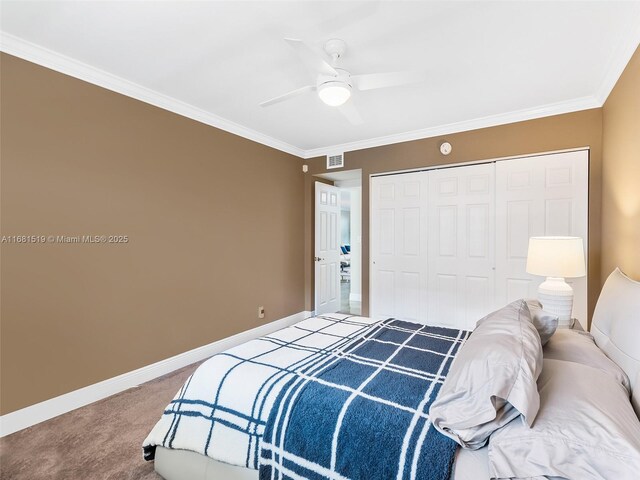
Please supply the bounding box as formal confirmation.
[538,277,573,328]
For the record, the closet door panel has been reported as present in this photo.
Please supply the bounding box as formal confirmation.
[371,172,429,322]
[427,164,495,330]
[495,150,588,324]
[370,149,588,329]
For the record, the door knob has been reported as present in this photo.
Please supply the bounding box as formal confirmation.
[314,256,324,262]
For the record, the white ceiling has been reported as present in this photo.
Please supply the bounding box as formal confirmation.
[2,1,640,158]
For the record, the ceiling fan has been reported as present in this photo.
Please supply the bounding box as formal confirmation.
[259,38,426,125]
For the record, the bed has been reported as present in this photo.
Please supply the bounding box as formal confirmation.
[144,268,640,479]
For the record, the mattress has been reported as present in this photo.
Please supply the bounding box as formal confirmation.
[154,444,491,480]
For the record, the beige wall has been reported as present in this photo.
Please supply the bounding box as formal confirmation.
[3,45,637,416]
[303,109,604,322]
[602,46,640,282]
[0,54,305,414]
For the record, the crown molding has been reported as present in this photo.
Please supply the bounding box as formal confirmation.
[2,22,639,161]
[302,95,601,158]
[0,32,307,159]
[594,16,640,105]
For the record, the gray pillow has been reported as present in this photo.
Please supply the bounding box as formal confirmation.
[488,359,640,480]
[525,299,559,345]
[544,328,631,391]
[429,300,543,450]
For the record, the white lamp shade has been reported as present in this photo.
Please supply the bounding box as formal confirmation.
[318,81,351,106]
[526,236,586,278]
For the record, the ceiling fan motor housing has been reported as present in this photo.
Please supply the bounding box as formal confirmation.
[324,38,347,60]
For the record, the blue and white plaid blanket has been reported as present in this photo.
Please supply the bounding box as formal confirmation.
[259,318,470,480]
[143,314,380,468]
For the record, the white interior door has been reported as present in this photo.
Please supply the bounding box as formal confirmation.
[370,172,429,322]
[495,150,589,326]
[427,163,496,330]
[315,182,341,315]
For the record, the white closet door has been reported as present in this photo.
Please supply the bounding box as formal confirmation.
[370,172,429,322]
[495,150,589,325]
[427,163,496,330]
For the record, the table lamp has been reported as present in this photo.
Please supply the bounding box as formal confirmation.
[526,236,586,327]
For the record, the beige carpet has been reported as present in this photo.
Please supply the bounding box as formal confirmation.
[0,362,202,479]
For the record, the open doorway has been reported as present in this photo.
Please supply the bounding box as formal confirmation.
[315,169,362,316]
[338,189,361,315]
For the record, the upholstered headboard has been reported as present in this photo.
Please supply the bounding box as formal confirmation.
[591,268,640,417]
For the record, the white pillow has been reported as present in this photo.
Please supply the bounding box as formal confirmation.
[429,300,543,449]
[590,267,640,417]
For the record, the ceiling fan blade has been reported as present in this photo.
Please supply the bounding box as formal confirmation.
[337,101,364,126]
[284,38,338,77]
[352,71,427,91]
[260,85,315,107]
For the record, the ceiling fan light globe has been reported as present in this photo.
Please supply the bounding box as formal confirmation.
[318,81,351,107]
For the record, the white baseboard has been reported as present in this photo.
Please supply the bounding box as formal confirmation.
[0,310,312,437]
[349,293,362,302]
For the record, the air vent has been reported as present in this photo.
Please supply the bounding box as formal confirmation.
[327,153,344,169]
